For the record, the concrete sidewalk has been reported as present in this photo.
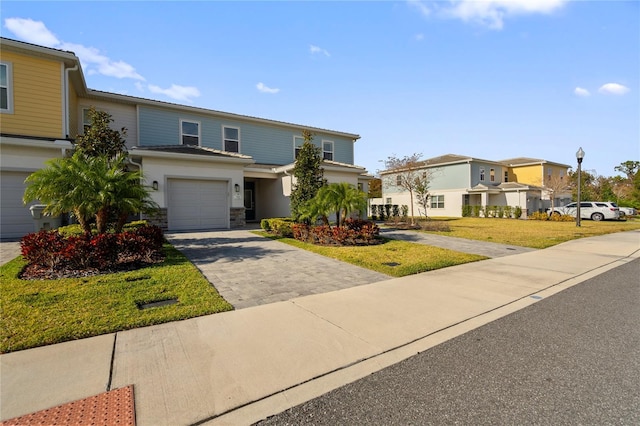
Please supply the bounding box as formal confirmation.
[1,231,639,425]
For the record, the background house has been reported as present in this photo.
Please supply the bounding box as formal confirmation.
[379,154,571,218]
[0,37,372,239]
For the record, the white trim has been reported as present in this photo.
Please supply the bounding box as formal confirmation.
[180,119,200,146]
[0,61,14,114]
[129,148,254,165]
[222,125,241,153]
[322,140,334,161]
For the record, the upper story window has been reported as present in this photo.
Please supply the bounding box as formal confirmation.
[490,168,495,182]
[479,167,485,181]
[560,170,565,181]
[504,171,509,182]
[546,167,552,182]
[223,126,240,153]
[1,62,13,114]
[181,120,200,146]
[294,136,304,159]
[322,141,334,161]
[396,175,402,186]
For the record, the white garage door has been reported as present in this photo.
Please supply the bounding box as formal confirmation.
[167,179,228,231]
[1,171,36,240]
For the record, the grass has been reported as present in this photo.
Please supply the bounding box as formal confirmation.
[255,232,487,277]
[414,217,640,249]
[0,244,233,353]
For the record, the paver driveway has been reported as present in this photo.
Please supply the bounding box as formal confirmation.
[166,229,390,309]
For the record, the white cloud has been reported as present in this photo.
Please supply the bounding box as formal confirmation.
[310,44,330,57]
[3,18,144,80]
[598,83,629,95]
[415,33,425,41]
[574,87,590,97]
[4,17,59,46]
[148,84,201,102]
[413,0,568,30]
[408,0,431,17]
[256,82,280,94]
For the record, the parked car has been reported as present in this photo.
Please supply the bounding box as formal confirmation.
[618,207,637,217]
[546,201,620,221]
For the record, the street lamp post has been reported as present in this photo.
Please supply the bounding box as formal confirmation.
[576,147,585,227]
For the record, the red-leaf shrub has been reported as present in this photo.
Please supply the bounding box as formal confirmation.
[19,225,165,278]
[291,220,380,246]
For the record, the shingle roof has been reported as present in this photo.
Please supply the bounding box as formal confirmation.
[130,145,252,159]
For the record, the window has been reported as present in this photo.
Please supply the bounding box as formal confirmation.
[430,195,445,209]
[1,62,13,113]
[223,126,240,152]
[490,168,495,182]
[560,170,564,181]
[322,141,334,161]
[82,108,92,127]
[546,167,552,182]
[358,183,364,191]
[504,171,509,182]
[479,167,485,181]
[181,120,200,145]
[294,136,304,158]
[386,197,392,204]
[396,175,402,186]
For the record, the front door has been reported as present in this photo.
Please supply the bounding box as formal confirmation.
[244,181,256,221]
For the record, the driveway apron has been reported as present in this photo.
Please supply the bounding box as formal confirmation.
[380,228,536,258]
[166,230,390,309]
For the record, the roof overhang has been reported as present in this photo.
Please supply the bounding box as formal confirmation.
[129,146,255,165]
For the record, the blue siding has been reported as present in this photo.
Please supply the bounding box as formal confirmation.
[470,162,505,186]
[431,163,469,190]
[138,106,356,165]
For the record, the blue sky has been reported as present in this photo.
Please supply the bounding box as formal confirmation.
[2,1,638,178]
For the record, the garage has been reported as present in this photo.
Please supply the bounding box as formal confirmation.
[1,171,36,240]
[167,179,229,231]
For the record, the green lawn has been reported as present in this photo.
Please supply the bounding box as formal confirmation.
[413,217,640,249]
[255,232,487,277]
[0,244,232,353]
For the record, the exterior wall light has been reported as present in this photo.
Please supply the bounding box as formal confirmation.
[234,183,240,193]
[152,181,159,191]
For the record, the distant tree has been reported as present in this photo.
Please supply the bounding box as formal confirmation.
[542,174,571,213]
[414,174,431,219]
[74,106,128,160]
[368,178,382,198]
[290,130,326,222]
[382,153,437,224]
[614,161,639,181]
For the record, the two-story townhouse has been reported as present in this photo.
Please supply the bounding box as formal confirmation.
[0,37,372,238]
[500,157,572,207]
[380,153,570,218]
[0,38,80,239]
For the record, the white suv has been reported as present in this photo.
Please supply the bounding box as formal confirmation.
[547,201,620,221]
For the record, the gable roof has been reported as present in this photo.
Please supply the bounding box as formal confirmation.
[499,157,571,168]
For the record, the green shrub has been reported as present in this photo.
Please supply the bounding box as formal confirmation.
[514,206,523,218]
[57,224,85,237]
[473,205,482,217]
[504,206,513,219]
[401,205,409,219]
[262,218,293,237]
[461,205,472,217]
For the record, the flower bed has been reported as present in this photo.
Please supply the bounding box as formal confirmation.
[292,219,381,246]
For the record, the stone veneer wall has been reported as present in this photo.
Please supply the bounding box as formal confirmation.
[141,208,168,231]
[142,207,245,230]
[230,207,246,228]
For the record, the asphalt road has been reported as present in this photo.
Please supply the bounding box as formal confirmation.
[258,258,640,425]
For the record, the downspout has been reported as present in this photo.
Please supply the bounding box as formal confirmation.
[64,64,78,139]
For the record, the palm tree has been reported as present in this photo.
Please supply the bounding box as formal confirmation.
[316,182,367,227]
[24,152,156,234]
